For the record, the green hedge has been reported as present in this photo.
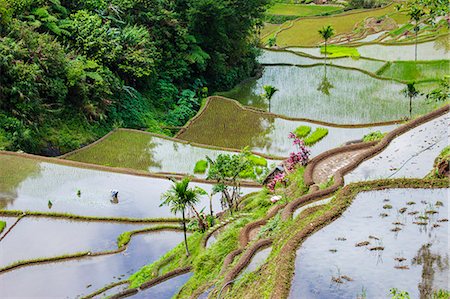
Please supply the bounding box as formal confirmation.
[304,128,329,145]
[194,160,208,174]
[294,125,311,138]
[0,221,5,234]
[248,155,268,167]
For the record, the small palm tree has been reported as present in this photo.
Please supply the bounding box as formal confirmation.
[408,6,424,61]
[160,177,203,256]
[263,85,278,112]
[318,25,335,62]
[402,83,419,118]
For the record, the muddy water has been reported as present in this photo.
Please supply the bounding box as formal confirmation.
[345,113,449,183]
[130,272,192,298]
[220,65,433,124]
[289,188,449,299]
[0,217,150,268]
[0,231,184,298]
[238,246,272,279]
[0,155,259,218]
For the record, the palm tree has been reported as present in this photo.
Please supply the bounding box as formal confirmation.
[160,177,204,256]
[318,25,335,62]
[263,85,278,112]
[408,6,424,61]
[402,83,419,118]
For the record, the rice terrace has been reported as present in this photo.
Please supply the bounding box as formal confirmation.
[0,0,448,298]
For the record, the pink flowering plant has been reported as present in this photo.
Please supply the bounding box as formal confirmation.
[267,172,286,193]
[286,132,311,171]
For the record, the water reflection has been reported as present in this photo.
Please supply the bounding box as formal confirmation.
[0,217,148,268]
[64,129,259,177]
[0,231,185,298]
[317,65,334,96]
[130,272,193,298]
[345,113,449,183]
[0,155,259,218]
[220,66,433,124]
[177,98,398,157]
[289,188,449,298]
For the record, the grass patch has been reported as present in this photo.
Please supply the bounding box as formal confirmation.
[0,221,5,234]
[363,130,385,142]
[320,45,360,58]
[304,128,328,145]
[248,155,268,167]
[194,160,208,174]
[389,23,414,37]
[378,60,450,82]
[293,125,311,138]
[267,3,342,17]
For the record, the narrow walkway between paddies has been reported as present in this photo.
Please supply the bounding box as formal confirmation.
[312,147,370,185]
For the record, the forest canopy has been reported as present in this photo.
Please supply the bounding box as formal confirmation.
[0,0,269,154]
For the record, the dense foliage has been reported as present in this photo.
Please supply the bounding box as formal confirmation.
[0,0,269,154]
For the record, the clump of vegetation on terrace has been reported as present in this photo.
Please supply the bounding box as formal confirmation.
[363,130,386,142]
[304,127,329,146]
[0,220,6,234]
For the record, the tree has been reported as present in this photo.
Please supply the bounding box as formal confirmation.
[206,151,255,214]
[426,79,449,103]
[407,6,425,61]
[318,25,335,62]
[402,83,419,117]
[160,177,205,256]
[262,85,278,112]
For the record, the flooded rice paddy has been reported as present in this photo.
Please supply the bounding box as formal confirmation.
[0,231,185,298]
[0,217,149,268]
[238,246,272,279]
[288,39,449,61]
[345,113,449,183]
[0,155,258,218]
[257,50,386,73]
[64,130,245,177]
[177,98,397,157]
[130,272,193,298]
[220,65,434,124]
[289,188,449,299]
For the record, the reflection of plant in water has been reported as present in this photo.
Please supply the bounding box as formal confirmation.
[357,287,367,299]
[317,72,334,96]
[412,243,449,299]
[0,156,41,209]
[390,288,411,299]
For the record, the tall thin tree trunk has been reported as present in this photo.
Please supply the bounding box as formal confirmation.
[182,209,190,256]
[409,96,412,117]
[190,205,206,232]
[415,30,418,62]
[209,194,213,217]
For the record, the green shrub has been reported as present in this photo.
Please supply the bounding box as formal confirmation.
[0,221,5,234]
[304,127,328,145]
[117,231,132,248]
[248,155,267,167]
[363,131,386,142]
[294,125,311,138]
[194,160,208,174]
[320,45,360,58]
